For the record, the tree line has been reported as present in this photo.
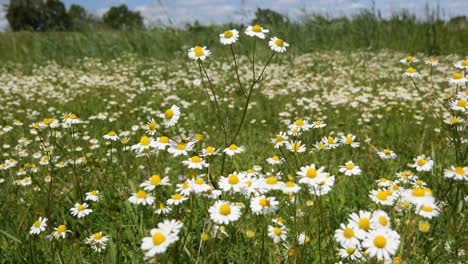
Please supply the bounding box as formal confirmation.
[5,0,144,31]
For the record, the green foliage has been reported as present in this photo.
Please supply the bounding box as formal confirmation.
[102,4,144,30]
[6,0,70,31]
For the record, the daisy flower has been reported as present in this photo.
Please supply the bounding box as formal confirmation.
[454,59,468,70]
[288,119,310,132]
[444,115,464,125]
[140,175,170,191]
[403,67,419,78]
[444,166,468,181]
[219,29,239,45]
[85,190,101,202]
[322,136,340,149]
[297,164,327,186]
[377,149,397,159]
[154,136,171,150]
[141,227,176,257]
[155,202,172,215]
[160,105,181,127]
[103,131,119,141]
[338,246,363,261]
[244,24,269,39]
[224,144,245,156]
[362,229,400,261]
[176,180,192,196]
[268,225,288,244]
[48,225,71,240]
[30,217,47,235]
[425,57,438,67]
[168,141,195,157]
[402,187,434,206]
[411,155,434,172]
[341,134,360,148]
[282,181,301,194]
[416,202,440,219]
[448,73,467,85]
[166,193,188,206]
[286,140,306,153]
[250,196,279,215]
[271,132,288,148]
[219,172,247,193]
[209,201,241,225]
[371,210,391,230]
[266,155,283,165]
[369,189,395,206]
[449,97,467,112]
[70,203,93,218]
[268,37,289,53]
[202,146,219,156]
[190,177,211,194]
[334,223,362,247]
[339,161,362,176]
[128,190,155,206]
[188,46,211,61]
[400,55,419,65]
[85,232,109,253]
[349,210,372,233]
[309,175,335,196]
[131,135,156,154]
[182,155,209,170]
[145,118,158,135]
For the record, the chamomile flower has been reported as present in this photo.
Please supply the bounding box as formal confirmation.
[369,189,395,206]
[202,146,219,156]
[167,193,188,206]
[362,229,400,260]
[286,140,306,153]
[334,223,362,247]
[339,161,362,176]
[245,24,269,39]
[103,131,119,141]
[272,132,288,148]
[416,202,440,219]
[190,177,211,193]
[160,105,181,127]
[411,155,434,172]
[250,196,279,215]
[450,97,467,112]
[188,46,211,61]
[140,175,170,191]
[70,203,93,218]
[400,55,419,65]
[341,134,360,148]
[48,225,71,240]
[282,181,301,194]
[454,59,468,70]
[85,232,109,252]
[402,187,434,206]
[155,202,171,215]
[448,73,467,85]
[268,37,289,53]
[425,57,439,67]
[444,166,468,181]
[339,246,363,261]
[224,144,245,156]
[131,135,156,154]
[168,141,195,157]
[209,201,241,225]
[268,225,288,244]
[403,67,419,78]
[349,210,372,233]
[322,136,340,149]
[371,210,391,229]
[297,164,327,186]
[154,136,171,150]
[182,155,209,169]
[289,119,310,132]
[219,172,247,193]
[85,190,101,202]
[128,190,155,206]
[219,29,239,45]
[30,217,47,235]
[141,227,175,257]
[377,149,397,159]
[444,115,464,125]
[266,155,283,165]
[145,118,158,135]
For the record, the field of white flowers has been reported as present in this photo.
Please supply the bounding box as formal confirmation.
[0,26,466,263]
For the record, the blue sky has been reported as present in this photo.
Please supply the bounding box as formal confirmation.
[1,0,467,29]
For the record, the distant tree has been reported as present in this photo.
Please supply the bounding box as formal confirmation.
[102,4,144,30]
[251,8,289,27]
[6,0,69,31]
[68,4,95,31]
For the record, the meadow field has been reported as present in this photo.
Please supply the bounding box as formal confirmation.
[0,23,467,263]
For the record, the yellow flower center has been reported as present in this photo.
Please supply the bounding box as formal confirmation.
[149,122,157,131]
[176,143,186,150]
[374,235,387,248]
[195,178,205,185]
[343,228,354,238]
[327,137,335,144]
[172,193,182,200]
[206,146,215,154]
[406,67,416,73]
[421,205,433,212]
[275,136,284,143]
[457,99,467,107]
[259,198,270,207]
[285,181,295,188]
[346,247,355,255]
[34,220,42,227]
[453,73,463,79]
[346,163,355,170]
[462,60,468,66]
[77,204,86,211]
[306,168,317,178]
[275,39,284,47]
[272,155,280,161]
[136,190,147,199]
[273,227,282,236]
[43,118,55,125]
[383,149,391,155]
[223,31,233,38]
[345,136,353,144]
[108,131,116,136]
[292,143,300,151]
[376,191,388,201]
[152,232,166,245]
[219,204,231,215]
[412,187,425,197]
[150,175,161,185]
[295,119,304,126]
[450,117,459,124]
[57,225,67,233]
[228,175,239,185]
[358,218,370,231]
[159,203,165,209]
[229,144,238,150]
[379,216,388,226]
[191,156,202,163]
[417,159,427,166]
[93,232,102,240]
[90,190,97,195]
[266,176,278,185]
[252,24,262,32]
[194,46,204,57]
[164,109,174,119]
[406,56,413,62]
[454,167,465,174]
[140,136,150,146]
